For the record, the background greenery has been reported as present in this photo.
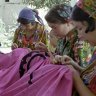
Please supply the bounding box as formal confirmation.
[22,0,71,8]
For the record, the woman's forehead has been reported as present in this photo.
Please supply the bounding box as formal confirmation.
[48,22,58,26]
[71,20,80,25]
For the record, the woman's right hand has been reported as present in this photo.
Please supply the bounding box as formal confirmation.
[61,55,84,72]
[11,43,18,50]
[50,55,62,64]
[61,55,75,65]
[50,55,72,65]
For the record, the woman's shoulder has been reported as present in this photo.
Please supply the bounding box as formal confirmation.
[15,25,24,32]
[15,26,27,34]
[14,27,21,34]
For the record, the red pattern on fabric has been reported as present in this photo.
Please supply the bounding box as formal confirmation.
[88,76,96,95]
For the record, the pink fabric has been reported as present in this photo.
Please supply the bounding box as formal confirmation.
[0,48,29,93]
[0,48,29,69]
[0,50,73,96]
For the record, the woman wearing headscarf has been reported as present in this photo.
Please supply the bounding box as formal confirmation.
[61,0,96,95]
[11,8,47,50]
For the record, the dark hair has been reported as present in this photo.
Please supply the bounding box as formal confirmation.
[17,18,34,25]
[45,4,72,24]
[71,5,96,33]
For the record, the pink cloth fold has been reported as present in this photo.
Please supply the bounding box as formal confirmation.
[0,50,73,96]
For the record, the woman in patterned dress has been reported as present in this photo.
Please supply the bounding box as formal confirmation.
[45,4,83,64]
[60,0,96,95]
[11,8,47,50]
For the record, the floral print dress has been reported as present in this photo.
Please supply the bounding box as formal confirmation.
[55,29,82,64]
[81,50,96,95]
[13,22,47,50]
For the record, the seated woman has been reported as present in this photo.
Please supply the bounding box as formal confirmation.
[59,0,96,95]
[44,4,83,65]
[11,7,48,50]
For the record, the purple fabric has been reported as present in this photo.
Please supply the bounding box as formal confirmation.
[0,48,29,93]
[0,50,73,96]
[18,8,35,21]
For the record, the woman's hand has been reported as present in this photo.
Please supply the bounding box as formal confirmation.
[11,43,18,50]
[54,55,62,63]
[35,42,48,52]
[61,55,84,72]
[50,55,75,65]
[50,55,64,64]
[61,55,75,65]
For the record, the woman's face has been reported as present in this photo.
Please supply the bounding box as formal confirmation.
[47,22,69,38]
[72,20,96,46]
[20,23,33,30]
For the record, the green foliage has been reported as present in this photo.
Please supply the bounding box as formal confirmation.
[0,19,16,47]
[22,0,71,8]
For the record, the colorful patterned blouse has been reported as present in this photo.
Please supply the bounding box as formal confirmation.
[55,29,82,64]
[13,22,47,50]
[81,51,96,95]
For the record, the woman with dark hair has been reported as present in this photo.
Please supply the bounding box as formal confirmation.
[61,0,96,96]
[11,7,47,50]
[45,4,84,65]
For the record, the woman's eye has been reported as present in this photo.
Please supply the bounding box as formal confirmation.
[53,27,56,29]
[79,28,82,31]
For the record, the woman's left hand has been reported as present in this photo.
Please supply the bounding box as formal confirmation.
[54,55,62,63]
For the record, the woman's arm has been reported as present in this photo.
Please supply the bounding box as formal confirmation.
[71,61,84,72]
[11,29,19,50]
[73,71,95,96]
